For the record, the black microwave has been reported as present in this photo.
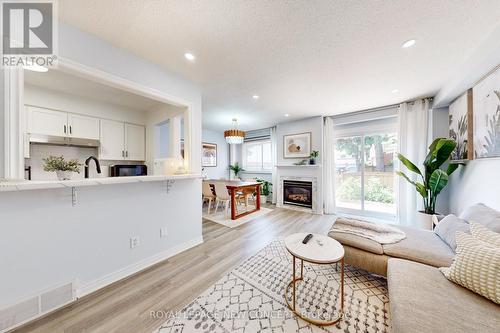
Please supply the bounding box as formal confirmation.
[110,165,147,177]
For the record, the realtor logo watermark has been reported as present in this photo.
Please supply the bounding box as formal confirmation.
[1,0,58,68]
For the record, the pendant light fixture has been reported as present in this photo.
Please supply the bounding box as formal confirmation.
[224,118,245,144]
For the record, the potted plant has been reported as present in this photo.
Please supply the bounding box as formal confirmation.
[309,150,319,165]
[397,138,461,229]
[229,162,244,179]
[43,155,82,180]
[256,178,272,203]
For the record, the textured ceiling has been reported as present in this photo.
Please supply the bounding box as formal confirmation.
[58,0,500,131]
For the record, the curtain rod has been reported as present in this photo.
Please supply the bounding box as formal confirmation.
[328,97,433,120]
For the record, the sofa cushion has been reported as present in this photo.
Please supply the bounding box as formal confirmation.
[433,214,470,251]
[470,221,500,247]
[383,226,454,267]
[328,231,384,254]
[388,258,500,333]
[459,203,500,232]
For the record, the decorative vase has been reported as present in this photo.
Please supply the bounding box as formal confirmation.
[260,195,267,204]
[416,211,434,230]
[56,170,73,181]
[309,158,316,165]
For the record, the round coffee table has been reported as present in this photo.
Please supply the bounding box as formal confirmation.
[284,233,345,326]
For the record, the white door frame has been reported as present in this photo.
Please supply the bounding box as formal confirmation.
[3,57,195,179]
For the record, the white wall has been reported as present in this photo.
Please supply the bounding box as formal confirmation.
[24,84,148,125]
[430,107,451,215]
[0,22,203,318]
[449,159,500,214]
[202,128,229,179]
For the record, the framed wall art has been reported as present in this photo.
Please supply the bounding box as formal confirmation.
[283,132,311,159]
[449,89,473,161]
[202,142,217,167]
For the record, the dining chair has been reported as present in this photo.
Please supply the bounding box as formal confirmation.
[214,182,233,217]
[202,181,216,214]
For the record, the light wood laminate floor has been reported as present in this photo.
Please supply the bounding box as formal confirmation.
[14,207,334,333]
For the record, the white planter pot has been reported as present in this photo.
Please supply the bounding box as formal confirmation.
[260,195,267,204]
[55,170,73,181]
[416,211,434,230]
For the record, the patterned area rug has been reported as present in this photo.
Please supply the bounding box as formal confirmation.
[203,206,273,228]
[154,240,390,332]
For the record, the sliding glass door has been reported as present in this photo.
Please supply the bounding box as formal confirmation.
[334,130,397,220]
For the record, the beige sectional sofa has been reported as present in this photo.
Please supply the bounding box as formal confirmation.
[328,203,500,333]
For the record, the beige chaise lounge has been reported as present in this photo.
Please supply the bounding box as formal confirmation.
[328,203,500,333]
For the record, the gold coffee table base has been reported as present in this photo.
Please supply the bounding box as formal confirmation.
[284,255,344,326]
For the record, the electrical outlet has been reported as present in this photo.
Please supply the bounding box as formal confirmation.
[130,236,140,249]
[160,227,168,238]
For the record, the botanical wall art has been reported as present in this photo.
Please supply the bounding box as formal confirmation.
[473,66,500,158]
[283,132,311,158]
[202,142,217,167]
[449,89,473,161]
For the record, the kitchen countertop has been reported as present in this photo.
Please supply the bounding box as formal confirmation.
[0,174,202,192]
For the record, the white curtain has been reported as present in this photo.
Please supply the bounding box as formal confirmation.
[397,99,431,226]
[270,126,278,204]
[323,117,336,214]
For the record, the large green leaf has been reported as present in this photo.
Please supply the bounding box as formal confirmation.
[429,169,448,195]
[415,182,428,198]
[397,153,423,177]
[396,171,416,186]
[431,139,457,169]
[424,138,443,166]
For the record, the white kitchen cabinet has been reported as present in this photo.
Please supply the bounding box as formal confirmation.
[100,119,125,160]
[68,113,100,140]
[125,123,146,161]
[28,106,68,137]
[100,121,146,161]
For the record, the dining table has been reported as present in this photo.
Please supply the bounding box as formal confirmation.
[206,180,261,220]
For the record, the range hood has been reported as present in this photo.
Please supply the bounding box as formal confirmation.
[29,134,100,148]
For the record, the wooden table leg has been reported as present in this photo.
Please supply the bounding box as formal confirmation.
[230,188,236,220]
[256,184,261,210]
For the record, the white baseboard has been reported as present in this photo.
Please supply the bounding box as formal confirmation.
[76,236,204,298]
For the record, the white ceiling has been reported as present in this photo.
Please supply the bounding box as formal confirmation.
[59,0,500,131]
[24,69,164,111]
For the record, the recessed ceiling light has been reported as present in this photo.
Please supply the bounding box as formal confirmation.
[402,39,416,48]
[23,64,48,72]
[184,52,195,61]
[284,113,290,117]
[252,95,259,100]
[392,89,399,94]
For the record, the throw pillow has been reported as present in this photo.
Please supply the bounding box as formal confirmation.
[470,221,500,247]
[434,214,470,251]
[440,232,500,304]
[459,203,500,233]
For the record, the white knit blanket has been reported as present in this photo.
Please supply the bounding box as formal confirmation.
[331,217,406,244]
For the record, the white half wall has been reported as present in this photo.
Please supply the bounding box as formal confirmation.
[0,179,202,308]
[202,128,229,179]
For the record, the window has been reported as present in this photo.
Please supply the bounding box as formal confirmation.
[242,140,272,172]
[333,116,398,220]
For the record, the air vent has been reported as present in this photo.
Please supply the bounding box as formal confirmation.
[0,282,75,332]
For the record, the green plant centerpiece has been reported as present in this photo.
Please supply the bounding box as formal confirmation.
[43,155,82,180]
[309,150,319,165]
[255,178,272,203]
[229,162,244,179]
[397,138,461,220]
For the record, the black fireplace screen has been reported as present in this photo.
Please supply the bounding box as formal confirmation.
[283,180,313,208]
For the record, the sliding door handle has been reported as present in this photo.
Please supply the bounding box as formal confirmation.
[63,125,67,134]
[69,126,72,134]
[122,150,125,157]
[125,151,128,158]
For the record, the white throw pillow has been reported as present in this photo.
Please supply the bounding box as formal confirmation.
[470,221,500,247]
[459,203,500,233]
[440,232,500,304]
[433,214,470,251]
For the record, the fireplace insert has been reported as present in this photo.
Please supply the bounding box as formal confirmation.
[283,180,313,208]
